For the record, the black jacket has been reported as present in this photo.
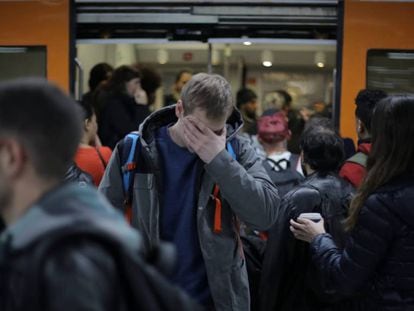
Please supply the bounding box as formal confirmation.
[310,174,414,310]
[259,172,355,311]
[0,184,201,311]
[64,162,94,186]
[0,184,135,311]
[97,92,150,149]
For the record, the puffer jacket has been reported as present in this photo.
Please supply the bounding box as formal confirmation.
[259,172,355,311]
[311,174,414,310]
[99,105,280,311]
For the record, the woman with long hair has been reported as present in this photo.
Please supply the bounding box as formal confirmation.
[290,95,414,310]
[94,65,149,149]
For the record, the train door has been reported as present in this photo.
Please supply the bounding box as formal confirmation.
[0,0,73,92]
[338,0,414,142]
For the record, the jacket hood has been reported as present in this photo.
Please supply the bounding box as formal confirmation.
[358,142,371,155]
[377,174,414,229]
[138,105,244,145]
[1,183,142,254]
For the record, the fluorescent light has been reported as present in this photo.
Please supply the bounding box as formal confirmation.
[387,52,414,60]
[0,47,27,53]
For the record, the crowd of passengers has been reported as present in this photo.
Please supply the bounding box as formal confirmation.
[0,65,413,311]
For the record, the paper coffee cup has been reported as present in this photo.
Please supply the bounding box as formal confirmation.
[298,212,322,222]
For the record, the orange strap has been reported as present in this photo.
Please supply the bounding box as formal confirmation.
[124,202,133,224]
[213,185,222,233]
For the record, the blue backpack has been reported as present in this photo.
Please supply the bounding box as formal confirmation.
[119,131,236,232]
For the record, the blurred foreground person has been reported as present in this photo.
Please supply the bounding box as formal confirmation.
[0,78,200,311]
[291,95,414,310]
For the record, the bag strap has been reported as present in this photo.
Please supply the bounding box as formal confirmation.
[212,140,237,234]
[120,132,141,223]
[265,157,289,171]
[289,153,300,172]
[95,147,107,169]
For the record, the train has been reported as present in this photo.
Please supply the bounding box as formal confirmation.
[0,0,413,144]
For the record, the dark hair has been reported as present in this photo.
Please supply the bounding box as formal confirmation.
[304,116,335,133]
[355,89,387,132]
[181,73,233,120]
[347,95,414,229]
[300,127,344,172]
[175,69,192,83]
[78,99,94,120]
[134,64,162,105]
[236,88,257,109]
[0,78,82,179]
[88,63,113,91]
[106,65,141,94]
[275,89,292,108]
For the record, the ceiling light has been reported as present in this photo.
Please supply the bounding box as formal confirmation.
[157,49,169,64]
[243,41,252,46]
[314,51,326,68]
[261,50,273,67]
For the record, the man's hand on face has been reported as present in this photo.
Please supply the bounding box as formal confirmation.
[182,116,226,164]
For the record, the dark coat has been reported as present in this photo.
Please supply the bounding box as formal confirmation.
[0,184,132,311]
[64,162,94,186]
[310,174,414,310]
[259,172,355,311]
[97,92,150,149]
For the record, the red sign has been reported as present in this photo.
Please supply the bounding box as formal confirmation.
[183,52,193,61]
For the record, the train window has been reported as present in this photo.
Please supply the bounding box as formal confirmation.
[367,49,414,94]
[0,46,46,82]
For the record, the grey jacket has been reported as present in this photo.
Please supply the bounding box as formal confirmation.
[99,106,280,311]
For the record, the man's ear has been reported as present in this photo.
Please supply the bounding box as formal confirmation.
[175,100,184,119]
[84,119,90,132]
[0,139,26,179]
[356,119,367,135]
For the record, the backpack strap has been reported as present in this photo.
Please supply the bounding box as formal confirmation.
[346,152,368,167]
[212,140,237,234]
[265,157,289,172]
[289,153,300,172]
[120,132,141,223]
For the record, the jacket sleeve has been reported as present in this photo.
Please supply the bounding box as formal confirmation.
[43,239,127,311]
[309,193,394,295]
[98,145,125,211]
[204,135,280,230]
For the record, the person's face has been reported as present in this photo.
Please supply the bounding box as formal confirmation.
[176,103,227,152]
[175,73,192,93]
[243,99,258,118]
[85,113,98,138]
[126,78,141,97]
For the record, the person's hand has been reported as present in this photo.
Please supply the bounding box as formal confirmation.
[182,116,226,164]
[290,217,326,243]
[93,134,102,148]
[299,107,313,122]
[134,88,148,106]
